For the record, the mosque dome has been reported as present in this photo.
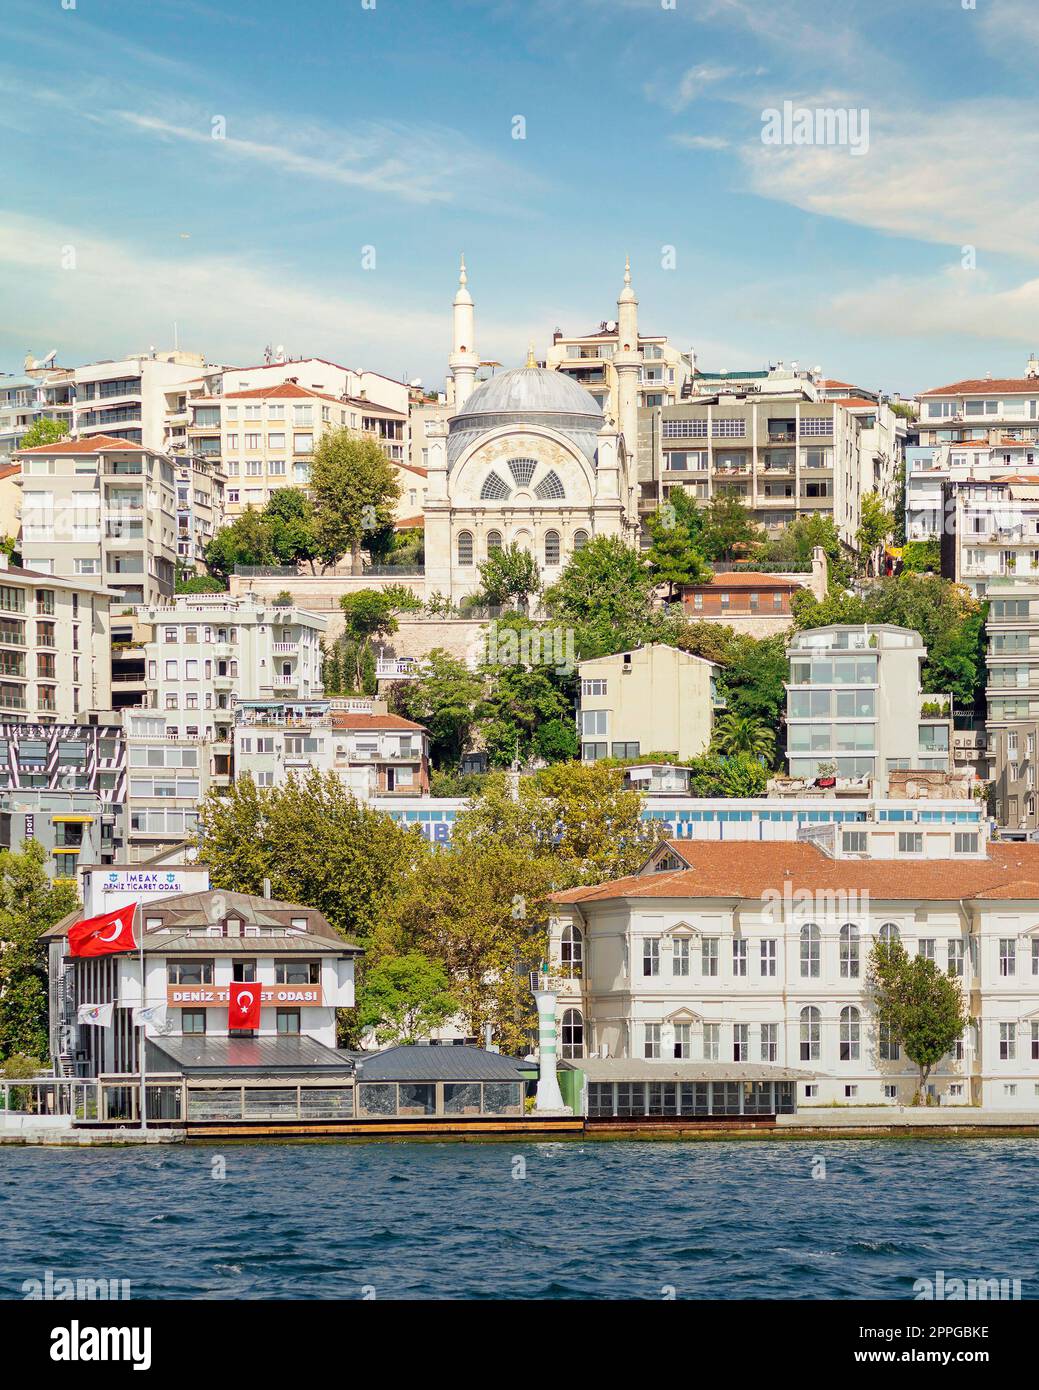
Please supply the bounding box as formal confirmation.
[447,365,604,470]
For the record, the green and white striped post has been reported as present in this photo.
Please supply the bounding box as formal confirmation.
[533,986,565,1112]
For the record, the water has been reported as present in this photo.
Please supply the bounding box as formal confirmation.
[1,1139,1036,1300]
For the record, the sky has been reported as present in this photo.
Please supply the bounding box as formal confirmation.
[2,0,1038,396]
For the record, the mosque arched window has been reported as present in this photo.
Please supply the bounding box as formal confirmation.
[508,457,537,487]
[486,530,503,554]
[573,529,589,551]
[544,530,561,565]
[480,470,511,501]
[457,531,474,566]
[534,469,565,501]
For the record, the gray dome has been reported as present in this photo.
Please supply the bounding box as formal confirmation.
[459,366,603,420]
[447,366,604,471]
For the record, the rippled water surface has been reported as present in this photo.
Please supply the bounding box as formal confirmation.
[1,1139,1036,1299]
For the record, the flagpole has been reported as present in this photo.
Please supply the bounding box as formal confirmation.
[138,908,147,1133]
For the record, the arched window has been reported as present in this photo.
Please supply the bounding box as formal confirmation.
[544,529,561,565]
[480,470,511,500]
[561,923,583,979]
[561,1008,584,1059]
[800,1006,820,1061]
[840,1006,861,1061]
[508,457,537,487]
[535,469,565,500]
[573,529,589,551]
[486,530,503,554]
[800,923,820,978]
[457,530,474,566]
[839,923,860,979]
[879,922,900,946]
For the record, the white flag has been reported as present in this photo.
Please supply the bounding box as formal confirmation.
[132,1003,169,1033]
[77,1002,114,1028]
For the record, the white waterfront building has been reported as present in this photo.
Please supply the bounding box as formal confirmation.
[549,836,1039,1112]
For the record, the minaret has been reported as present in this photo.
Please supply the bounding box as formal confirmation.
[613,256,640,465]
[449,255,479,410]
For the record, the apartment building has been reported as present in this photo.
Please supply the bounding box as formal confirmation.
[0,358,75,463]
[0,721,126,877]
[123,594,325,740]
[940,475,1039,596]
[123,710,216,862]
[233,697,430,798]
[637,386,899,551]
[785,625,952,791]
[14,435,177,603]
[982,579,1039,834]
[71,352,207,451]
[917,361,1039,449]
[174,456,225,572]
[906,439,1039,547]
[546,319,692,417]
[548,836,1039,1110]
[0,559,115,721]
[577,643,720,763]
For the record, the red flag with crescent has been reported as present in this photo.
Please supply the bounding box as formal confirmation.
[68,902,138,957]
[229,980,261,1031]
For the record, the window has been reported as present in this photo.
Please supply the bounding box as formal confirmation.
[948,939,965,978]
[701,938,718,977]
[181,1010,206,1034]
[480,470,511,500]
[879,922,900,946]
[534,469,565,500]
[955,832,978,854]
[883,1084,898,1101]
[672,937,690,977]
[1000,1022,1016,1061]
[644,1023,661,1060]
[560,923,583,979]
[760,939,776,977]
[673,1023,690,1059]
[733,1023,749,1062]
[274,960,319,985]
[702,1023,719,1061]
[898,831,923,854]
[167,960,213,985]
[839,923,860,978]
[457,531,474,566]
[843,831,867,853]
[573,529,589,551]
[800,1006,820,1061]
[581,679,607,697]
[277,1009,301,1035]
[760,1023,777,1062]
[486,529,503,554]
[561,1009,584,1059]
[1000,939,1017,977]
[643,938,660,977]
[732,939,747,976]
[840,1006,860,1061]
[544,530,561,565]
[800,923,820,978]
[918,938,935,961]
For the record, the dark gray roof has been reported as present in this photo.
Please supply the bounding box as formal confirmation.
[355,1045,531,1082]
[147,1035,354,1077]
[576,1059,817,1083]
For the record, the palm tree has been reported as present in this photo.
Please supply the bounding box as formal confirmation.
[711,713,776,761]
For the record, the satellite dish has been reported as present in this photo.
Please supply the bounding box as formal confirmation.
[606,319,617,332]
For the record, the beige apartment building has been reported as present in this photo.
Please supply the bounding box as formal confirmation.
[0,559,115,721]
[14,435,177,604]
[577,643,720,763]
[636,385,899,552]
[71,352,207,452]
[546,318,693,418]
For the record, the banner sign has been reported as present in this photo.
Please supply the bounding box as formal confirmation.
[167,985,323,1007]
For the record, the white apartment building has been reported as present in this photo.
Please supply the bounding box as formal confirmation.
[906,440,1039,547]
[128,596,326,745]
[71,352,207,452]
[546,315,693,416]
[233,697,430,798]
[549,836,1039,1111]
[0,559,115,721]
[14,435,178,603]
[122,709,217,863]
[0,358,76,463]
[786,625,953,791]
[174,456,225,572]
[577,643,720,762]
[917,362,1039,449]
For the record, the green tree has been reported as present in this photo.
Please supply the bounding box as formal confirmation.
[338,589,401,690]
[868,939,969,1102]
[900,540,941,574]
[195,770,425,941]
[543,535,656,656]
[479,663,573,766]
[686,752,769,797]
[390,649,484,768]
[711,712,775,761]
[264,487,320,570]
[699,490,764,562]
[17,417,69,450]
[0,841,79,1062]
[474,543,542,615]
[309,431,401,574]
[357,953,458,1045]
[856,490,895,577]
[721,633,789,727]
[204,506,277,578]
[758,513,851,590]
[176,573,226,594]
[645,494,713,600]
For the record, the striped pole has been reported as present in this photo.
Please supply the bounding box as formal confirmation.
[533,990,565,1112]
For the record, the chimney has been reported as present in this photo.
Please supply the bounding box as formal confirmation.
[262,877,272,900]
[1028,353,1039,380]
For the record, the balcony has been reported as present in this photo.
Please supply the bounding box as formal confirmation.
[375,657,427,680]
[272,642,298,655]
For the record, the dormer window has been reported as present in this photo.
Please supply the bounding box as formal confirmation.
[145,916,162,930]
[225,916,243,937]
[290,917,308,932]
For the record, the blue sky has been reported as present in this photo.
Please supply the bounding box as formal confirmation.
[2,0,1038,395]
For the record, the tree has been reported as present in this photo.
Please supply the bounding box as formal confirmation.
[543,535,656,656]
[0,841,78,1062]
[758,513,851,590]
[856,490,895,577]
[698,490,763,562]
[357,953,458,1045]
[479,663,573,767]
[338,590,401,690]
[176,573,226,594]
[900,540,941,574]
[711,712,775,761]
[390,649,484,768]
[474,543,542,615]
[204,506,277,578]
[195,770,425,941]
[309,431,401,575]
[264,487,320,570]
[686,752,769,797]
[17,417,69,451]
[645,494,713,600]
[721,633,789,728]
[868,938,969,1102]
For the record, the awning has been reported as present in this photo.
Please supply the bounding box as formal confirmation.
[51,815,94,824]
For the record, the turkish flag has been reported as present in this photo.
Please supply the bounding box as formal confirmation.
[229,980,261,1031]
[68,903,138,957]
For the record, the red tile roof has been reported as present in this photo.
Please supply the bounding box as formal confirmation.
[550,840,1039,904]
[329,713,427,733]
[921,378,1039,397]
[682,572,802,592]
[14,434,150,455]
[222,382,340,403]
[0,463,20,481]
[394,514,424,530]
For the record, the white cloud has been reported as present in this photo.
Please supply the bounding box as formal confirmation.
[671,133,731,151]
[823,263,1039,344]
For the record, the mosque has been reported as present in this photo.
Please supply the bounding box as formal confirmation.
[421,259,644,602]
